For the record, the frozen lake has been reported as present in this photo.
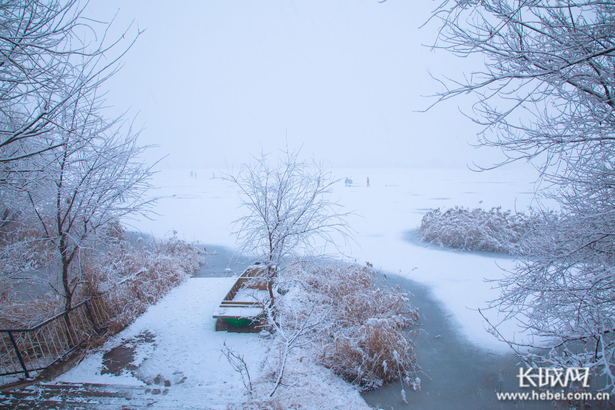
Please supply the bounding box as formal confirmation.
[122,165,560,408]
[128,165,548,351]
[125,168,564,409]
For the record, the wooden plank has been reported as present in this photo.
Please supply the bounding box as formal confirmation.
[220,302,257,308]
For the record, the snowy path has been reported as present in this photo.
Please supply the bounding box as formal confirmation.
[55,277,370,409]
[57,278,263,407]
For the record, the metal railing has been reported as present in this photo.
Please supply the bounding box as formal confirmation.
[0,267,162,381]
[0,297,110,379]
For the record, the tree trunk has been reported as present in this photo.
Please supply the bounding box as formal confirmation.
[59,234,73,312]
[62,260,72,312]
[267,265,276,307]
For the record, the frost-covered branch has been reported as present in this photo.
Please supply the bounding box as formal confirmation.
[427,0,615,392]
[0,0,141,175]
[221,341,253,395]
[224,148,354,306]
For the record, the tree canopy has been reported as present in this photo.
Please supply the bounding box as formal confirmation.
[430,0,615,391]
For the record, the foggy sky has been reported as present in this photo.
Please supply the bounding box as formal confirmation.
[85,1,499,169]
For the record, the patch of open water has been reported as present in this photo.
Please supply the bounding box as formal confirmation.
[194,242,593,409]
[362,273,553,409]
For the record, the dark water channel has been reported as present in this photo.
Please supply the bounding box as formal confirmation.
[362,273,556,409]
[124,233,255,278]
[192,244,256,278]
[193,242,575,409]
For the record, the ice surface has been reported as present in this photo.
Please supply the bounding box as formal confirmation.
[126,166,549,352]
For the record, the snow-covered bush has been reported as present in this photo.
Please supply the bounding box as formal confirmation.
[276,263,419,391]
[419,206,532,254]
[0,225,204,334]
[152,232,205,275]
[0,210,54,275]
[82,233,204,334]
[0,293,63,329]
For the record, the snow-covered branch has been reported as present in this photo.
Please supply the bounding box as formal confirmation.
[428,0,615,392]
[224,148,354,306]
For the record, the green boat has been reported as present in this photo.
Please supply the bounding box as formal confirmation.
[213,262,270,332]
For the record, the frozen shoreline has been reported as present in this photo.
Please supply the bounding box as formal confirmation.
[126,167,545,353]
[194,243,538,408]
[56,241,530,409]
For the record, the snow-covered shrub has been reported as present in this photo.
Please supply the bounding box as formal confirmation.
[82,233,204,334]
[0,293,63,329]
[419,206,532,254]
[0,223,204,335]
[152,231,205,275]
[277,263,419,391]
[0,210,54,275]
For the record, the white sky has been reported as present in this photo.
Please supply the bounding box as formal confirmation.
[85,1,501,169]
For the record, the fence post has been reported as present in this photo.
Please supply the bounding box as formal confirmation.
[83,299,102,335]
[7,331,30,378]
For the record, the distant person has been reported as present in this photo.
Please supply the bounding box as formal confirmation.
[345,177,352,187]
[367,177,370,187]
[190,170,193,178]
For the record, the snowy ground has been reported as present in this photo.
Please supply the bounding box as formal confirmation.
[57,277,370,409]
[128,166,549,353]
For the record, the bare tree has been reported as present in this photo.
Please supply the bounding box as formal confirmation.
[22,90,154,311]
[0,1,150,315]
[225,149,353,305]
[0,0,139,176]
[428,0,615,390]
